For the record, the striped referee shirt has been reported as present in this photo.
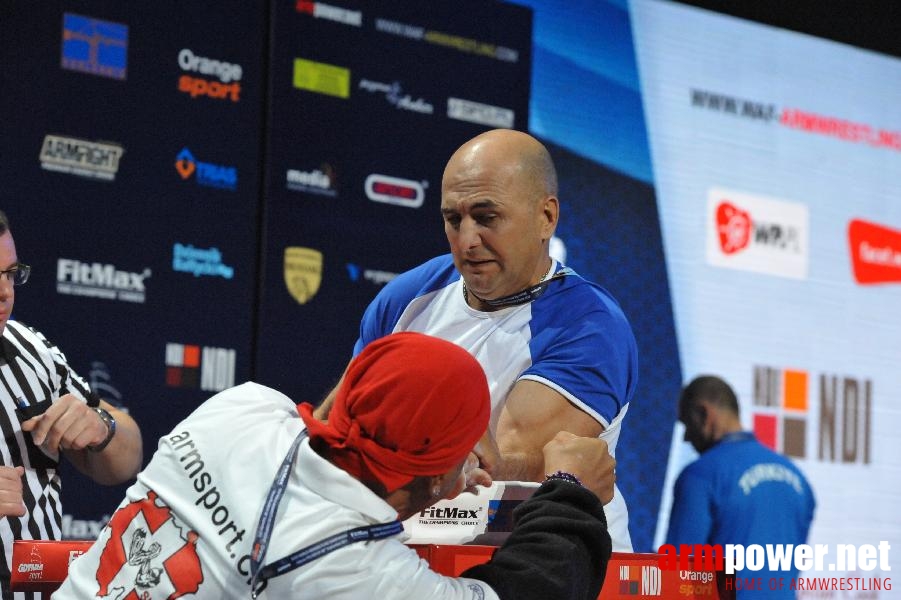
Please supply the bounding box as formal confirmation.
[0,320,93,600]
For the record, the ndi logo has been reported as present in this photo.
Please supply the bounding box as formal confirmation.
[753,366,872,464]
[175,148,237,191]
[619,565,662,596]
[165,343,235,392]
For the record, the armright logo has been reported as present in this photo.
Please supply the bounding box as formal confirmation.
[706,187,808,279]
[364,174,425,208]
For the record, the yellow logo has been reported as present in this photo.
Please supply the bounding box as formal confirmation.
[284,247,323,304]
[293,58,350,99]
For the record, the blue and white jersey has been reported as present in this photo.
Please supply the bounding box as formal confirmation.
[354,254,639,550]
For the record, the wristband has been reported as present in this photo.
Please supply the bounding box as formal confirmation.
[544,470,583,487]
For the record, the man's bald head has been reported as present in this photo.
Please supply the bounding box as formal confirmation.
[443,129,558,202]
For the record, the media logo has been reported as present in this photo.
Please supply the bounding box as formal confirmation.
[177,49,242,102]
[172,244,234,279]
[346,263,398,286]
[447,97,514,128]
[753,366,872,464]
[56,258,151,303]
[364,174,426,208]
[295,1,362,27]
[284,247,322,305]
[39,135,124,181]
[61,13,128,80]
[619,564,662,596]
[175,148,237,191]
[286,164,338,196]
[165,343,236,392]
[293,58,350,99]
[848,219,901,285]
[359,79,434,115]
[706,187,808,279]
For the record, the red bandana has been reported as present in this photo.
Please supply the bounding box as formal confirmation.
[298,332,490,493]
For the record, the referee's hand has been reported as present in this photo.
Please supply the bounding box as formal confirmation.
[0,465,26,518]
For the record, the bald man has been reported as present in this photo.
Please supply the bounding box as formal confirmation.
[318,129,638,550]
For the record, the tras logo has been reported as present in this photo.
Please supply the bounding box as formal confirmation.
[753,366,872,464]
[175,148,237,191]
[61,13,128,80]
[95,491,202,598]
[706,187,808,279]
[166,343,236,392]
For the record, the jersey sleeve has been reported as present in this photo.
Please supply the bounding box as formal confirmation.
[520,295,638,427]
[354,255,458,356]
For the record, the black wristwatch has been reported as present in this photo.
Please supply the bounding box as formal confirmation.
[88,407,117,452]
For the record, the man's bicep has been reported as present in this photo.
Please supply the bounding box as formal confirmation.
[495,380,604,480]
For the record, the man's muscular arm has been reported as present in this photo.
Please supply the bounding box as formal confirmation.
[494,379,604,481]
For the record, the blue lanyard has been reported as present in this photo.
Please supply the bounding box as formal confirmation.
[249,428,403,598]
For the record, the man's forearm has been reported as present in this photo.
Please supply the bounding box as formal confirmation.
[494,449,545,482]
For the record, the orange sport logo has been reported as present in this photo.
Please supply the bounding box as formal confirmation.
[177,48,242,102]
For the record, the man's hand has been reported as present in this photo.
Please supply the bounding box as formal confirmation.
[463,429,501,493]
[0,466,26,518]
[20,394,109,453]
[542,431,616,504]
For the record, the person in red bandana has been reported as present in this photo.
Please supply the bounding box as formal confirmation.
[54,332,615,600]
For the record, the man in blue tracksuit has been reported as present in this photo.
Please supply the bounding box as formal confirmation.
[666,376,816,598]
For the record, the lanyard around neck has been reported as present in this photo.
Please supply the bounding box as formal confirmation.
[248,428,403,598]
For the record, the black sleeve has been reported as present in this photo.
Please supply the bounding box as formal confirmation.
[460,479,612,600]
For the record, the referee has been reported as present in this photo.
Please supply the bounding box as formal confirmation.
[0,210,143,600]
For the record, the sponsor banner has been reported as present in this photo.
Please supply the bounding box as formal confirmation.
[294,1,362,27]
[284,247,323,304]
[172,243,234,279]
[706,187,809,279]
[373,17,519,63]
[177,48,242,102]
[447,97,514,128]
[752,366,872,465]
[689,88,901,152]
[61,13,128,80]
[848,219,901,285]
[56,258,151,303]
[39,135,124,181]
[346,263,397,286]
[292,58,350,98]
[175,148,238,190]
[364,173,425,208]
[358,78,434,115]
[165,343,236,392]
[286,164,338,196]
